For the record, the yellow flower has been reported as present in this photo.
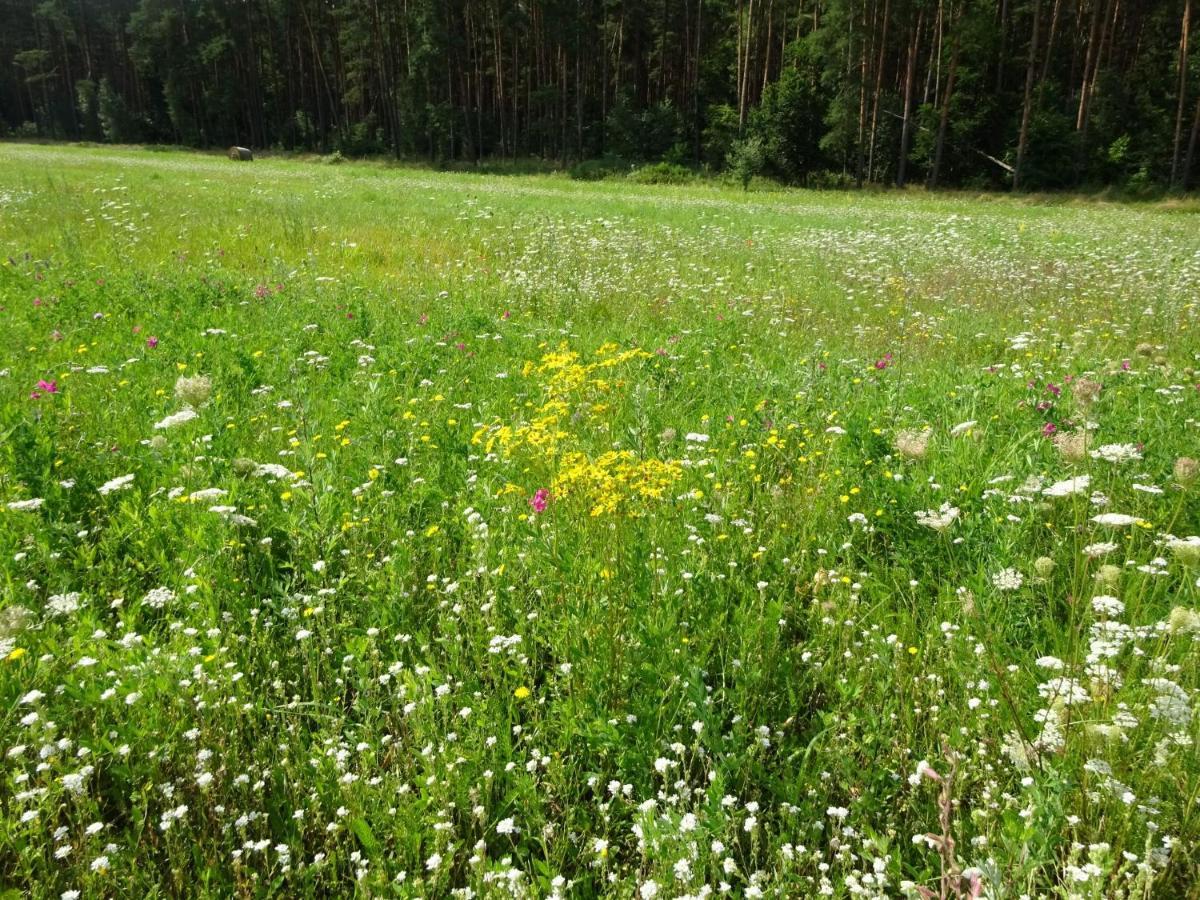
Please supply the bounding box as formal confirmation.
[6,647,26,662]
[513,686,531,699]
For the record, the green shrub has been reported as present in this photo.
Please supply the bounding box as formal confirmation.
[628,162,693,185]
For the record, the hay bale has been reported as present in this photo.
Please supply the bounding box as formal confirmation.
[228,146,253,161]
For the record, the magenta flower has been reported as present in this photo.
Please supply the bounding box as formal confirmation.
[36,379,57,394]
[529,489,550,514]
[1042,422,1057,437]
[146,336,159,349]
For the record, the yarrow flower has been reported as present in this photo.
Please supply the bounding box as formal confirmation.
[914,503,959,531]
[47,593,83,617]
[1091,513,1141,527]
[6,498,44,512]
[154,408,199,430]
[98,474,135,496]
[1089,443,1142,463]
[991,568,1024,591]
[1042,475,1090,498]
[142,586,176,609]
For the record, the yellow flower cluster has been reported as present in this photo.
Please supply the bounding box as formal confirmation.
[474,344,681,516]
[553,450,683,517]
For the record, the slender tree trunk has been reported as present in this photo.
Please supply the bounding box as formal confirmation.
[1013,0,1043,191]
[1184,91,1200,188]
[867,0,891,182]
[1077,0,1101,130]
[1040,0,1062,83]
[930,17,961,189]
[1171,0,1192,187]
[896,11,922,187]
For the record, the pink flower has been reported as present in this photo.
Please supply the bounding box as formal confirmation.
[501,310,511,320]
[529,489,550,514]
[146,336,159,349]
[36,379,57,394]
[1042,422,1057,437]
[1121,359,1131,371]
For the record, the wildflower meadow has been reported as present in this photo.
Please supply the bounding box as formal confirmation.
[1,144,1199,899]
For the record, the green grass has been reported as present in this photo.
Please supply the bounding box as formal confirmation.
[1,142,1199,899]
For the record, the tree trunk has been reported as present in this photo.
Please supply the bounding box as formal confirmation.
[867,0,891,182]
[896,11,922,187]
[1171,0,1192,187]
[1013,0,1043,191]
[930,18,961,189]
[1183,91,1200,188]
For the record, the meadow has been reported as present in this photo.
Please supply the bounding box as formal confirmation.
[1,143,1199,899]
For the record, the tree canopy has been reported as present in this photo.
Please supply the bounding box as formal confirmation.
[1,0,1197,191]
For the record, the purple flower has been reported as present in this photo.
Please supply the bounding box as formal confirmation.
[146,336,159,349]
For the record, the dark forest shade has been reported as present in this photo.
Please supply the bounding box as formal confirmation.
[1,0,1197,191]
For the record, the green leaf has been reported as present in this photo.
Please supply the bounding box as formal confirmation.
[349,817,380,856]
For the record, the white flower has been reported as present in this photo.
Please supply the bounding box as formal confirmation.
[673,858,692,881]
[187,488,227,502]
[949,420,977,437]
[496,817,518,835]
[142,586,175,609]
[1083,542,1118,557]
[252,463,295,480]
[98,474,135,496]
[1042,475,1090,498]
[684,433,709,443]
[153,408,199,430]
[639,881,659,899]
[1091,595,1124,617]
[1089,443,1142,463]
[991,568,1024,591]
[915,503,959,531]
[6,498,44,511]
[47,592,83,617]
[1091,513,1140,527]
[1167,536,1200,565]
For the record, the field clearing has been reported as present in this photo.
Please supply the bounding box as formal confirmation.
[2,144,1200,898]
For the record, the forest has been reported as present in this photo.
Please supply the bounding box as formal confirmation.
[1,0,1198,191]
